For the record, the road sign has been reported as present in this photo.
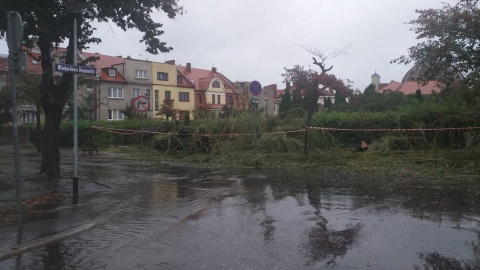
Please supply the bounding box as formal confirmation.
[132,96,150,112]
[6,11,23,53]
[251,96,260,104]
[249,80,262,96]
[55,63,96,75]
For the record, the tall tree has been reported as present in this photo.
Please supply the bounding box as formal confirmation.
[278,85,292,119]
[0,1,183,178]
[392,0,478,86]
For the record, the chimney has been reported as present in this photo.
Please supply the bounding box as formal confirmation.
[116,55,122,58]
[270,84,277,97]
[212,67,217,73]
[186,63,191,73]
[165,60,175,65]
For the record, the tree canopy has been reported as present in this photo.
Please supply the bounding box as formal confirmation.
[392,0,479,86]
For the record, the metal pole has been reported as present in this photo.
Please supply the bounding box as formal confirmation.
[72,17,79,204]
[8,53,23,239]
[7,11,23,242]
[253,103,257,149]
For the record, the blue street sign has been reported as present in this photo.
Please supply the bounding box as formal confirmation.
[55,63,96,75]
[249,80,262,96]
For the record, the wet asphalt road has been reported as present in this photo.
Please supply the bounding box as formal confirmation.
[1,148,480,269]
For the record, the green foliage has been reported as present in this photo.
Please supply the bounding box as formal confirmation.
[184,111,191,126]
[392,0,480,87]
[292,88,303,107]
[278,88,292,119]
[120,104,141,120]
[323,97,333,109]
[312,100,480,149]
[415,89,424,102]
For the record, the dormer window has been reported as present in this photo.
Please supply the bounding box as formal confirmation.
[108,68,116,77]
[212,81,220,88]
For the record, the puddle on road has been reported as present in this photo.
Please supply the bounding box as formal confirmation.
[3,165,480,269]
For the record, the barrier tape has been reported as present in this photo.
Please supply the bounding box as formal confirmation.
[91,125,480,137]
[308,126,480,132]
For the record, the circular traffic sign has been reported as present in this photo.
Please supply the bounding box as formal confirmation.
[249,80,262,96]
[132,96,150,112]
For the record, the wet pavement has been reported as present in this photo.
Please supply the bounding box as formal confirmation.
[1,146,480,269]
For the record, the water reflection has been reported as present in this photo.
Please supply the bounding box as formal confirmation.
[3,164,480,269]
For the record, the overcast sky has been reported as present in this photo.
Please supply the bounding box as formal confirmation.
[0,0,457,91]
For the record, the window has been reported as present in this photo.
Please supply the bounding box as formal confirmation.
[107,110,124,121]
[86,87,93,94]
[108,69,115,77]
[217,95,221,104]
[22,108,36,123]
[197,93,202,104]
[212,94,215,104]
[179,92,189,102]
[155,90,159,111]
[135,69,147,79]
[177,75,183,83]
[157,72,168,81]
[212,81,220,88]
[107,87,123,98]
[165,90,171,101]
[133,88,140,98]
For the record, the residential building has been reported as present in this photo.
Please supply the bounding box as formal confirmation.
[111,58,153,118]
[153,60,195,120]
[177,63,243,115]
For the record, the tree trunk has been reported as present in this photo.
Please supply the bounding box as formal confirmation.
[41,105,62,177]
[37,33,73,179]
[35,105,41,153]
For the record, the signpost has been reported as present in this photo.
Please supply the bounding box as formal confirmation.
[55,62,96,204]
[7,10,24,241]
[249,81,262,149]
[132,96,150,147]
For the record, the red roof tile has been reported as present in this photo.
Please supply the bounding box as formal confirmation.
[100,67,126,83]
[397,81,444,95]
[177,64,239,94]
[377,81,401,92]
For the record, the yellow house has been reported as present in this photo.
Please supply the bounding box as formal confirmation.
[152,61,195,119]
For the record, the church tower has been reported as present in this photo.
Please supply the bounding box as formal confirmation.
[371,71,380,90]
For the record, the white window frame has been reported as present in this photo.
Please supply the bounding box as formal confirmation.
[107,109,124,121]
[108,69,115,77]
[107,87,124,99]
[133,88,140,98]
[22,107,36,123]
[135,69,147,79]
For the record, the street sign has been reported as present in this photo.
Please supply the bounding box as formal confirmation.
[6,11,23,53]
[251,96,260,104]
[55,63,96,75]
[249,80,262,96]
[132,96,150,112]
